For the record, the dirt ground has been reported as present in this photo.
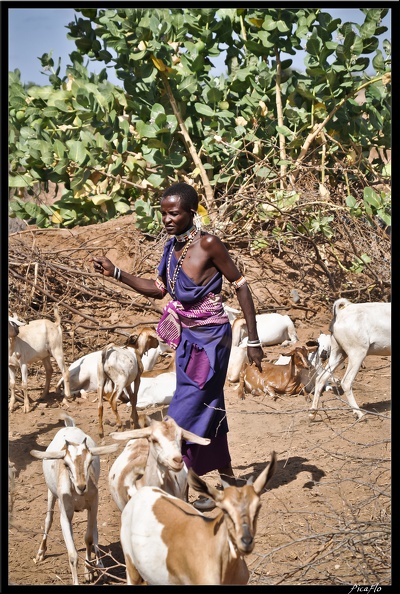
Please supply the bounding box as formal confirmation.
[7,216,391,587]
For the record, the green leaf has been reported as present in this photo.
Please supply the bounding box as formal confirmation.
[276,125,293,138]
[207,87,223,104]
[66,140,88,165]
[147,173,164,187]
[54,100,73,113]
[150,103,165,120]
[9,174,32,187]
[19,127,37,139]
[136,121,158,138]
[346,195,358,208]
[195,103,215,117]
[363,188,379,207]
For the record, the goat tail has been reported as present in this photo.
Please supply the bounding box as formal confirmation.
[59,411,76,427]
[331,298,351,331]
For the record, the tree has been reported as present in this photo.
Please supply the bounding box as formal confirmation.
[9,7,390,231]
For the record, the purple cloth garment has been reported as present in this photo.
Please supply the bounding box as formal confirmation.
[156,238,233,475]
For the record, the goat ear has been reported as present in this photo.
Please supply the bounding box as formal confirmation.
[110,427,152,441]
[30,449,65,460]
[188,468,223,502]
[181,429,210,446]
[90,443,120,456]
[252,451,277,495]
[221,477,236,488]
[127,334,139,345]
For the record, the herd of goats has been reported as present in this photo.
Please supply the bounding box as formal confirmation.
[8,297,391,584]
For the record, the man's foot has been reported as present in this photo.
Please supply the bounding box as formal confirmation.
[192,496,215,511]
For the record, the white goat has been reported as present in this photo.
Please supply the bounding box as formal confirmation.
[222,303,241,324]
[309,298,391,420]
[30,412,119,585]
[137,372,176,409]
[132,353,176,409]
[275,334,332,394]
[227,344,249,383]
[8,307,71,413]
[108,415,210,511]
[232,312,298,347]
[120,451,277,585]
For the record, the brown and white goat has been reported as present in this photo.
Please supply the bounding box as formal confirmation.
[30,412,119,585]
[96,326,162,437]
[8,307,71,413]
[108,415,210,511]
[120,451,277,585]
[238,345,311,400]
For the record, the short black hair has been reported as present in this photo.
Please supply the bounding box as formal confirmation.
[161,182,198,212]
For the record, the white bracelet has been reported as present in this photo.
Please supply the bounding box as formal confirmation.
[247,340,262,347]
[114,266,121,280]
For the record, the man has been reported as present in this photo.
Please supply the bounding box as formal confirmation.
[92,182,263,509]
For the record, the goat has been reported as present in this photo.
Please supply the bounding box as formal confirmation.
[8,307,71,413]
[274,334,332,394]
[222,303,241,324]
[136,373,176,409]
[119,451,277,585]
[309,299,391,420]
[30,412,119,585]
[232,312,298,347]
[126,326,172,370]
[97,344,144,438]
[238,345,311,400]
[227,344,249,383]
[118,351,176,410]
[135,352,176,409]
[57,326,162,399]
[108,415,210,511]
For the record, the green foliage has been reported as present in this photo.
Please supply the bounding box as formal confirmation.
[9,7,391,235]
[346,188,391,228]
[134,198,162,234]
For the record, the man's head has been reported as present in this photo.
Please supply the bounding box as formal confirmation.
[161,183,198,214]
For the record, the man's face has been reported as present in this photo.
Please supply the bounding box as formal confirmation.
[161,196,193,236]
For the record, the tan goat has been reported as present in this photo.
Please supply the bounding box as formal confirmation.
[238,345,312,400]
[8,307,71,413]
[120,451,277,585]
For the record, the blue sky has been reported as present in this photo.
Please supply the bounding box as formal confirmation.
[8,7,391,87]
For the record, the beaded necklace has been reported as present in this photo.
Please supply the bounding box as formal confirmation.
[174,224,197,243]
[167,227,198,297]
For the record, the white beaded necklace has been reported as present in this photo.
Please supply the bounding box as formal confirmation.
[175,224,197,243]
[167,227,198,297]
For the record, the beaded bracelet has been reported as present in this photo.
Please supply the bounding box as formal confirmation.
[113,266,122,281]
[231,276,247,290]
[155,278,168,296]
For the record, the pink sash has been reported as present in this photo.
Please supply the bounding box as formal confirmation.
[157,293,229,349]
